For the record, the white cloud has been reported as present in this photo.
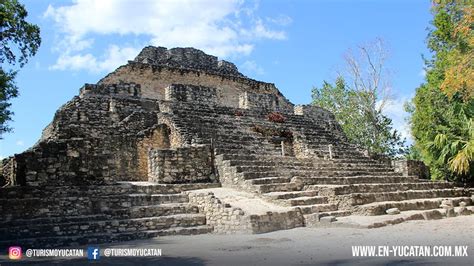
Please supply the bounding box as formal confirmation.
[419,69,426,77]
[381,96,413,143]
[266,14,293,26]
[241,60,265,75]
[250,19,287,40]
[51,45,139,73]
[44,0,290,73]
[15,140,24,146]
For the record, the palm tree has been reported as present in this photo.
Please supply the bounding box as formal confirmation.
[427,111,473,182]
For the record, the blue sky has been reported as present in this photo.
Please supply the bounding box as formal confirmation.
[0,0,432,158]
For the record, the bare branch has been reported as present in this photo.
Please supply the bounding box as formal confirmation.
[341,38,392,113]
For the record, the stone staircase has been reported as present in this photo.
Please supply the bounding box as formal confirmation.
[0,182,218,248]
[163,101,472,223]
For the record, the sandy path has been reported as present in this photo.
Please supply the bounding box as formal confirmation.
[2,216,473,265]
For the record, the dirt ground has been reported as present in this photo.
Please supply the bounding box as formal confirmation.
[2,216,473,266]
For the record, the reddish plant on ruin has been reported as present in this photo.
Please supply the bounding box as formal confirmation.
[251,125,293,140]
[234,110,244,117]
[267,112,286,123]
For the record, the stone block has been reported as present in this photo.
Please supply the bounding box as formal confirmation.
[319,216,336,224]
[445,207,456,218]
[386,208,400,215]
[457,207,472,216]
[422,210,443,220]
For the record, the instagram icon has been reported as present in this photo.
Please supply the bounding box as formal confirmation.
[9,246,22,260]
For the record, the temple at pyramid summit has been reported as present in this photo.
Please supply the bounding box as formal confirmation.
[1,46,472,247]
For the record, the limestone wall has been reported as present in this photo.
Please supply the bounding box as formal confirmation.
[294,104,346,138]
[0,183,215,223]
[188,191,305,234]
[239,91,293,113]
[165,84,218,105]
[248,210,304,233]
[393,160,430,179]
[98,62,293,109]
[294,104,335,121]
[17,82,176,185]
[80,82,142,98]
[1,157,17,187]
[10,139,111,187]
[134,46,243,77]
[148,145,214,183]
[188,192,251,234]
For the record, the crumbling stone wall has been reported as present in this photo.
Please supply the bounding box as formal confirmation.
[188,192,305,234]
[239,91,293,113]
[188,192,304,234]
[292,135,313,158]
[294,104,346,138]
[188,192,251,234]
[157,114,189,147]
[10,139,111,186]
[393,160,430,179]
[165,84,218,105]
[148,145,214,183]
[1,157,17,187]
[98,62,293,109]
[294,105,334,120]
[248,210,304,233]
[134,46,243,77]
[7,82,180,186]
[79,82,142,98]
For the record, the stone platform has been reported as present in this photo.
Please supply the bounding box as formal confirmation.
[188,188,303,234]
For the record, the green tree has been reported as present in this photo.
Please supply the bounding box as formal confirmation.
[312,77,406,157]
[0,0,41,137]
[407,0,473,182]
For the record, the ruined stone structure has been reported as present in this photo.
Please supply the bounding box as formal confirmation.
[1,46,472,248]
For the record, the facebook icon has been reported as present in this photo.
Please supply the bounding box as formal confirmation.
[88,247,100,260]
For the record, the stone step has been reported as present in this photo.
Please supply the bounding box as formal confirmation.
[293,203,339,215]
[256,182,302,193]
[215,148,279,156]
[0,182,221,200]
[0,225,213,249]
[303,210,353,224]
[241,170,402,180]
[102,193,190,208]
[219,154,316,162]
[310,182,455,196]
[319,210,352,218]
[0,185,133,199]
[227,159,315,168]
[300,167,396,174]
[305,144,365,152]
[104,203,200,219]
[352,196,473,215]
[0,213,207,240]
[249,177,292,185]
[234,165,394,173]
[347,188,467,206]
[2,203,200,226]
[0,214,108,228]
[225,158,390,169]
[123,182,221,194]
[299,175,418,185]
[263,190,319,200]
[286,196,328,206]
